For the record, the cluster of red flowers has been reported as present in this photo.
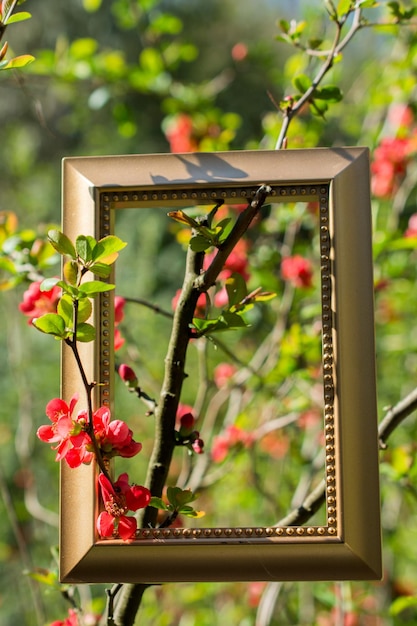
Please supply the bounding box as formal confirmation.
[19,281,127,351]
[211,424,254,463]
[96,472,151,541]
[37,394,142,468]
[371,104,417,199]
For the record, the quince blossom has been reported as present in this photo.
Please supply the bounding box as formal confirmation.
[281,255,313,288]
[37,395,142,467]
[97,473,151,541]
[19,280,61,324]
[37,395,93,468]
[92,406,142,458]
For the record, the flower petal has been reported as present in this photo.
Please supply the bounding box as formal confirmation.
[118,515,137,540]
[97,511,115,537]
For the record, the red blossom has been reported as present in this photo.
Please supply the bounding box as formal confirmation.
[38,396,142,465]
[281,255,313,288]
[211,425,254,463]
[165,114,198,153]
[118,363,138,388]
[49,608,79,626]
[176,403,196,432]
[97,473,151,541]
[37,395,93,468]
[19,280,61,324]
[213,362,237,388]
[231,42,248,62]
[191,435,204,454]
[92,406,142,458]
[405,213,417,238]
[371,136,411,198]
[114,296,126,351]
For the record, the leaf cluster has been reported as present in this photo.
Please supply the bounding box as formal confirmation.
[149,486,204,520]
[32,230,126,342]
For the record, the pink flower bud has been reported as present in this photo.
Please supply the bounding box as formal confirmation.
[180,412,195,431]
[118,364,138,388]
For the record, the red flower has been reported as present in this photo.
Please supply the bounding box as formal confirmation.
[213,362,237,388]
[38,397,142,465]
[165,114,198,153]
[37,395,93,468]
[97,473,151,541]
[118,363,138,388]
[405,213,417,238]
[281,255,313,288]
[92,406,142,458]
[114,296,125,324]
[371,137,411,198]
[19,280,61,324]
[211,425,253,463]
[49,608,79,626]
[114,296,126,351]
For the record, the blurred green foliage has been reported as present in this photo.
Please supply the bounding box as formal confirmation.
[1,0,417,624]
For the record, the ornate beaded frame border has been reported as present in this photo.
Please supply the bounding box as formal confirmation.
[60,147,381,583]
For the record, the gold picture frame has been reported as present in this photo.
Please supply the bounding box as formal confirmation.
[60,147,381,583]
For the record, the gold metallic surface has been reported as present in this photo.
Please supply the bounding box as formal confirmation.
[60,148,381,583]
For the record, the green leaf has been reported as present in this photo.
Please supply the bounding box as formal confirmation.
[82,0,102,11]
[166,486,196,508]
[92,235,127,263]
[149,497,169,511]
[310,99,329,117]
[39,277,61,292]
[75,235,95,263]
[315,85,343,102]
[6,11,31,23]
[2,54,35,69]
[57,294,92,326]
[75,322,96,342]
[225,273,247,307]
[78,280,115,295]
[278,19,290,33]
[221,310,248,329]
[32,313,66,338]
[189,234,212,252]
[389,595,417,616]
[57,295,73,327]
[63,260,79,285]
[89,262,112,278]
[337,0,352,16]
[293,74,312,94]
[48,230,76,258]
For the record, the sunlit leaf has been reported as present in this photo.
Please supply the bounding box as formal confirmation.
[63,260,79,285]
[2,54,35,69]
[32,313,66,338]
[5,11,31,24]
[92,235,127,263]
[293,73,312,94]
[78,280,115,295]
[89,262,112,278]
[75,322,96,342]
[149,496,170,511]
[225,273,247,307]
[48,230,76,258]
[75,235,96,263]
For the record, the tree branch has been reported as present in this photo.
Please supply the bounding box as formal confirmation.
[278,387,417,527]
